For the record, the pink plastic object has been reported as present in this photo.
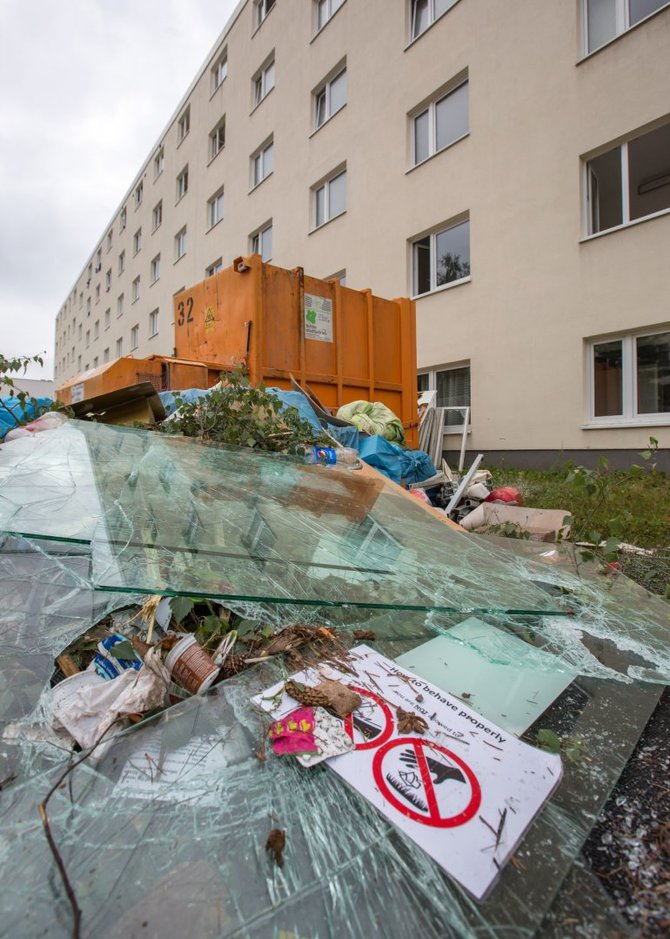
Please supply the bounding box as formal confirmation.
[485,486,524,506]
[268,706,318,755]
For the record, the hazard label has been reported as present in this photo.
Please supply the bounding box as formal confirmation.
[373,737,481,828]
[343,686,394,751]
[204,307,215,331]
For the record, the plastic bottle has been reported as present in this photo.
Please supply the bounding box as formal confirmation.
[304,445,361,467]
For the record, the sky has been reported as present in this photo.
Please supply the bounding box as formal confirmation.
[0,0,239,379]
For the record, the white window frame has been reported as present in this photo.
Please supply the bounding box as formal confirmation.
[206,258,223,277]
[212,50,228,91]
[585,328,670,426]
[130,325,139,351]
[133,228,142,255]
[207,188,224,229]
[314,0,346,34]
[250,221,273,261]
[119,207,127,231]
[154,147,164,178]
[175,226,187,261]
[150,254,161,284]
[177,107,190,143]
[176,165,189,202]
[582,0,670,55]
[103,347,110,363]
[116,337,123,358]
[152,201,163,232]
[253,56,275,108]
[106,230,113,252]
[118,251,125,275]
[209,118,226,160]
[312,167,347,229]
[132,276,140,303]
[411,215,471,297]
[313,64,346,130]
[117,294,124,318]
[584,120,670,237]
[105,269,111,292]
[418,363,472,432]
[251,138,274,189]
[104,308,111,329]
[134,181,143,208]
[149,309,159,338]
[254,0,275,29]
[410,76,469,167]
[409,0,460,42]
[94,319,100,340]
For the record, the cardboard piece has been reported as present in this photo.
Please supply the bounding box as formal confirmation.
[70,381,166,426]
[254,646,562,901]
[460,502,571,541]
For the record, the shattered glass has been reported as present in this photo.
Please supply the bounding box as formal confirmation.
[0,421,569,615]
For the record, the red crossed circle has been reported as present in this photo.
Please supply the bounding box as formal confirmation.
[343,685,394,751]
[372,737,481,828]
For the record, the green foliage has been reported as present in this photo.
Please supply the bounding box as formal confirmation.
[108,640,136,661]
[170,596,196,624]
[0,351,49,430]
[536,728,586,763]
[159,368,323,454]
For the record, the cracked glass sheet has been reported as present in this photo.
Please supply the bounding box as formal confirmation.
[0,532,665,939]
[0,420,568,615]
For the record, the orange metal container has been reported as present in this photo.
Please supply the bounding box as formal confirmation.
[173,255,418,446]
[56,356,218,406]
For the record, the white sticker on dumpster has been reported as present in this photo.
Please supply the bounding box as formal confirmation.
[71,383,85,403]
[253,645,563,901]
[304,293,333,342]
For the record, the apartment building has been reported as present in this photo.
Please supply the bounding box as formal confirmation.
[54,0,670,466]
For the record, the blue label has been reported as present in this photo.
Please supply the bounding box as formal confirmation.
[313,446,337,465]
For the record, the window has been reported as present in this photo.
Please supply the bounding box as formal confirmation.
[206,258,223,277]
[313,167,346,228]
[178,107,190,142]
[117,294,124,317]
[253,56,275,107]
[77,354,82,371]
[209,118,226,160]
[419,364,471,427]
[130,325,139,350]
[132,276,140,302]
[410,0,459,40]
[116,337,123,358]
[120,207,127,231]
[212,50,228,91]
[151,254,160,283]
[133,228,142,255]
[589,330,670,423]
[251,137,274,187]
[176,166,189,201]
[94,319,100,340]
[412,78,468,165]
[412,217,470,295]
[85,329,90,348]
[152,201,163,231]
[584,0,669,53]
[154,147,164,178]
[106,230,112,252]
[86,297,91,315]
[175,226,187,260]
[104,308,111,329]
[94,251,101,273]
[315,0,345,32]
[207,188,224,228]
[585,121,670,235]
[149,309,159,337]
[255,0,275,28]
[103,347,110,363]
[105,268,111,292]
[93,356,99,368]
[250,221,273,261]
[95,284,100,303]
[135,180,143,207]
[118,251,125,275]
[314,65,346,129]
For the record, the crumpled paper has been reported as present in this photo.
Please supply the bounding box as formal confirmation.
[52,648,170,748]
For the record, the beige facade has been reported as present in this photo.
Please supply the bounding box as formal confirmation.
[54,0,670,463]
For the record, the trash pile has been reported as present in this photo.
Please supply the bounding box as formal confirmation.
[0,380,669,939]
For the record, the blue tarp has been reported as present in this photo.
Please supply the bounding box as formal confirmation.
[359,435,437,485]
[0,396,53,440]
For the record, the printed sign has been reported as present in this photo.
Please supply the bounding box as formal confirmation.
[304,293,333,343]
[254,646,562,901]
[204,307,215,331]
[71,383,85,403]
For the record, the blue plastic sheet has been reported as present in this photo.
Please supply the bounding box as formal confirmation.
[0,396,52,439]
[359,435,437,485]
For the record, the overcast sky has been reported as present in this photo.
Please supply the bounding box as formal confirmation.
[0,0,239,379]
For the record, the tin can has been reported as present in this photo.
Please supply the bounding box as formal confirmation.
[164,635,220,694]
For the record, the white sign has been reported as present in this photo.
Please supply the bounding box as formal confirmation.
[71,383,85,403]
[254,646,562,901]
[304,293,333,343]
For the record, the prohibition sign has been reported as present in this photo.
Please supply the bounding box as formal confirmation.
[372,737,481,828]
[343,686,394,751]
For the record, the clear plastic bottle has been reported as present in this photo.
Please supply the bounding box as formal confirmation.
[304,445,360,466]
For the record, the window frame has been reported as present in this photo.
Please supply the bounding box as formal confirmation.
[410,75,469,168]
[313,63,347,131]
[209,117,226,161]
[586,327,670,426]
[254,0,276,29]
[131,276,140,304]
[176,165,189,202]
[411,215,471,297]
[118,251,125,275]
[152,200,163,232]
[207,187,225,229]
[211,50,228,92]
[150,254,161,284]
[250,137,274,189]
[582,0,670,55]
[133,228,142,255]
[149,309,160,338]
[418,363,472,431]
[154,147,164,179]
[249,220,273,261]
[117,294,124,318]
[175,226,187,262]
[116,337,123,358]
[130,325,139,351]
[134,180,143,208]
[409,0,460,43]
[252,55,275,108]
[314,0,346,34]
[177,106,190,143]
[312,166,347,230]
[206,258,224,277]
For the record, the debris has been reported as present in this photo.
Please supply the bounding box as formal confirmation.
[265,828,286,867]
[164,635,220,694]
[312,679,362,717]
[268,707,319,756]
[395,707,428,735]
[352,630,377,641]
[460,503,571,542]
[485,486,524,506]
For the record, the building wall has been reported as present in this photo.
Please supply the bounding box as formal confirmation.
[54,0,670,460]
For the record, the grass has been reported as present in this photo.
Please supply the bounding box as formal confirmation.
[491,465,670,550]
